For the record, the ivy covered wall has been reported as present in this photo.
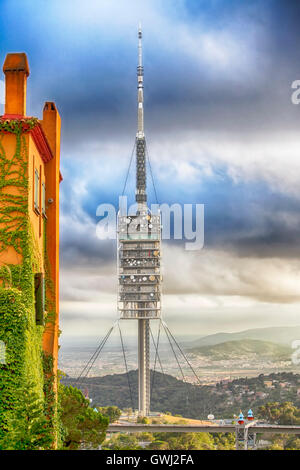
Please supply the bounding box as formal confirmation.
[0,119,56,448]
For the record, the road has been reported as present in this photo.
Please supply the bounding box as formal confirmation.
[107,423,300,434]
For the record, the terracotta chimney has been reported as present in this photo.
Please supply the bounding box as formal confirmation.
[3,53,30,116]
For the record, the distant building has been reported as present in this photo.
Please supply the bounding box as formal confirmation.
[0,53,61,443]
[256,392,268,399]
[279,382,288,388]
[264,381,273,388]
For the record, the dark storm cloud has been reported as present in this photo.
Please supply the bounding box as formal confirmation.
[200,180,300,258]
[59,211,116,267]
[59,160,300,271]
[1,0,300,149]
[60,238,116,267]
[46,0,300,140]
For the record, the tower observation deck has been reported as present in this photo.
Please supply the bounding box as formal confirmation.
[117,26,162,416]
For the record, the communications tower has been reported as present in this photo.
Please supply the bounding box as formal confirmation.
[117,26,162,416]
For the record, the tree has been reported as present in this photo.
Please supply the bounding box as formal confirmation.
[137,416,149,424]
[258,402,300,425]
[0,383,53,450]
[150,432,215,450]
[103,433,142,450]
[97,406,121,423]
[211,432,235,450]
[59,385,109,450]
[258,402,300,450]
[147,439,170,450]
[285,437,300,450]
[123,407,133,419]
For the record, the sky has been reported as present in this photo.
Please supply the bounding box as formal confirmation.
[1,0,300,341]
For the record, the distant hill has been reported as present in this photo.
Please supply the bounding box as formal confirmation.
[186,326,300,348]
[62,370,300,420]
[190,339,291,360]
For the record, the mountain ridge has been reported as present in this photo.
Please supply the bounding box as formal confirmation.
[185,326,300,348]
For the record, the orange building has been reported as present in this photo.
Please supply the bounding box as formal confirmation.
[0,53,61,439]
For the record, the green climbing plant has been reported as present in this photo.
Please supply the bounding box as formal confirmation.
[0,377,53,450]
[0,118,37,256]
[0,117,59,448]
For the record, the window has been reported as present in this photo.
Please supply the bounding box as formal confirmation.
[34,273,45,325]
[42,182,46,217]
[34,168,40,212]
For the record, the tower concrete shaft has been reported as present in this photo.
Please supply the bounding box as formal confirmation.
[138,319,150,415]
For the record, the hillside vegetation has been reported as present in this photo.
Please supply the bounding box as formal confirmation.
[62,371,300,420]
[190,339,291,360]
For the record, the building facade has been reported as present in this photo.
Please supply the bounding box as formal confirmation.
[0,52,61,445]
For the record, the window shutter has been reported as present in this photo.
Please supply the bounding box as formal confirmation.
[42,182,46,216]
[34,273,45,325]
[34,169,40,211]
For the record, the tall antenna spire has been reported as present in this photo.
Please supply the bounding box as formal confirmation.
[137,23,144,137]
[136,24,147,205]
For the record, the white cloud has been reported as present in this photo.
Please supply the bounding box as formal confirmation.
[164,245,300,303]
[60,241,300,339]
[175,22,265,81]
[148,130,300,197]
[32,0,265,84]
[63,126,300,199]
